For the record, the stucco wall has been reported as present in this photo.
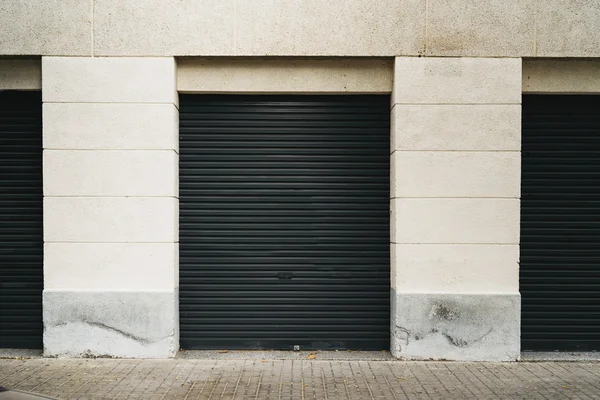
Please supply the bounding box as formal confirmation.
[1,0,599,58]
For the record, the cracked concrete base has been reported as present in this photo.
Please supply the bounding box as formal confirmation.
[43,290,178,358]
[391,291,520,362]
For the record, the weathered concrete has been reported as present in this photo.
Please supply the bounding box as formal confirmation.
[427,0,535,57]
[43,291,178,358]
[391,292,520,361]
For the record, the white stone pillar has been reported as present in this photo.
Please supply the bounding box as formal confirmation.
[41,57,179,358]
[390,57,522,361]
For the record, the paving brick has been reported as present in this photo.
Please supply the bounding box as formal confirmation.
[1,358,600,399]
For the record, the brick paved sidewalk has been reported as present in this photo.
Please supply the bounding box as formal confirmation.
[1,357,600,399]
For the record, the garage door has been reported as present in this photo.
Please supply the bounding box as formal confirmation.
[521,95,600,351]
[0,91,43,349]
[179,95,390,350]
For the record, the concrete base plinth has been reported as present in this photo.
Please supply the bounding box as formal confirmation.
[391,291,520,361]
[43,290,178,358]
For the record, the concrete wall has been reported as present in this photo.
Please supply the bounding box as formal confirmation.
[390,57,522,361]
[1,0,600,57]
[42,57,179,358]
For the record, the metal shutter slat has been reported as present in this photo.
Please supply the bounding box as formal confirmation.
[521,95,600,351]
[179,95,390,350]
[0,91,43,349]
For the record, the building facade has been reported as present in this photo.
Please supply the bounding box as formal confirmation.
[1,0,599,361]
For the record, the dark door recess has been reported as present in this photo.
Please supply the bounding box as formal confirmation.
[521,95,600,351]
[0,91,43,349]
[179,95,390,350]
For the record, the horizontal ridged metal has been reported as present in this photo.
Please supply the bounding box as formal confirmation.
[0,91,43,349]
[521,95,600,351]
[179,95,390,350]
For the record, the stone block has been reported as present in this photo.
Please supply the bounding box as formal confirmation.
[391,244,518,293]
[93,0,235,56]
[391,292,520,361]
[43,150,178,197]
[42,57,177,103]
[235,0,425,56]
[523,59,600,93]
[393,58,522,104]
[391,105,521,151]
[43,103,178,151]
[0,0,90,56]
[44,197,178,243]
[391,198,520,244]
[0,59,42,90]
[426,0,535,57]
[391,151,520,198]
[44,243,177,291]
[43,290,178,358]
[177,58,394,93]
[536,0,600,57]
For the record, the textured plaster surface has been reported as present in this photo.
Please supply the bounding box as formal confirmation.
[391,292,520,361]
[43,291,178,358]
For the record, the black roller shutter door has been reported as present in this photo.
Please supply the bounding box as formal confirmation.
[179,95,390,350]
[521,95,600,351]
[0,91,43,349]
